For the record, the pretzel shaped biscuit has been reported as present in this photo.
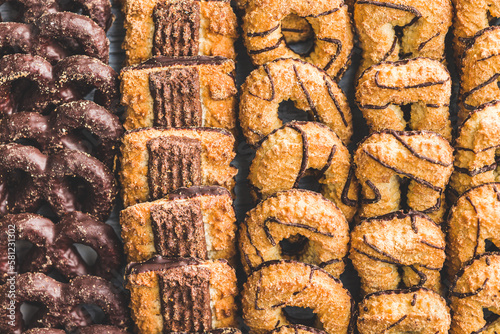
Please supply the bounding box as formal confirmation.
[357,288,450,334]
[354,0,452,72]
[449,253,500,334]
[451,101,500,199]
[240,58,352,146]
[354,130,453,223]
[356,58,452,140]
[248,121,358,222]
[459,27,500,121]
[242,0,353,79]
[350,211,445,295]
[239,189,349,276]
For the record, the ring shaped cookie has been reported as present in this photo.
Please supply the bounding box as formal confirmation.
[240,58,352,146]
[354,0,452,73]
[356,58,452,141]
[460,26,500,121]
[248,121,359,222]
[450,253,500,334]
[354,130,453,224]
[239,189,349,276]
[242,260,353,334]
[357,288,450,334]
[451,101,500,198]
[350,211,445,295]
[447,183,500,278]
[242,0,354,79]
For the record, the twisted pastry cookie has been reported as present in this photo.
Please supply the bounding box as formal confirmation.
[356,58,452,141]
[239,189,349,276]
[0,13,109,64]
[120,186,236,264]
[449,253,500,334]
[357,288,450,334]
[447,183,500,278]
[248,121,358,222]
[451,101,500,199]
[126,256,238,334]
[242,260,353,334]
[122,0,237,65]
[120,127,237,207]
[120,56,237,134]
[0,272,129,333]
[459,26,500,121]
[354,130,453,223]
[350,211,445,295]
[240,58,352,146]
[453,0,500,57]
[354,0,452,72]
[242,0,353,79]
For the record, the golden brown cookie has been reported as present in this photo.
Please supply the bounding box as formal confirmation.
[350,211,445,295]
[122,0,237,66]
[239,189,349,276]
[120,56,237,134]
[357,288,450,334]
[126,256,238,334]
[120,186,236,264]
[239,58,352,146]
[446,183,500,278]
[354,0,452,73]
[268,325,328,334]
[248,121,359,222]
[241,260,353,334]
[449,253,500,334]
[242,0,354,80]
[119,127,237,208]
[450,101,500,200]
[459,26,500,121]
[354,130,453,224]
[356,58,452,141]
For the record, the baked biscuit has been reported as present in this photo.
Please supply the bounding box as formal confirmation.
[356,58,452,141]
[239,189,349,276]
[242,260,353,334]
[451,101,500,199]
[242,0,354,79]
[354,130,453,223]
[248,121,358,222]
[119,127,237,208]
[350,211,445,295]
[354,0,452,72]
[122,0,237,65]
[120,56,237,134]
[268,325,328,334]
[126,256,238,334]
[449,253,500,334]
[239,58,352,146]
[120,186,236,264]
[357,288,450,334]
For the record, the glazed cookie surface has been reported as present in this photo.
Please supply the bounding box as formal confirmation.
[122,0,237,65]
[239,58,352,146]
[239,189,349,276]
[356,58,452,140]
[354,130,453,223]
[354,0,452,72]
[248,121,358,222]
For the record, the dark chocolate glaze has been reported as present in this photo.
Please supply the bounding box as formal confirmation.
[454,162,497,177]
[449,278,489,298]
[341,165,358,207]
[288,123,309,189]
[374,69,449,90]
[318,38,342,73]
[420,240,445,250]
[411,293,417,306]
[317,145,337,179]
[420,195,442,214]
[293,64,320,122]
[126,255,201,275]
[263,216,336,247]
[356,0,422,22]
[463,73,500,110]
[360,180,381,204]
[247,24,280,37]
[418,32,440,51]
[307,7,340,18]
[324,76,348,127]
[248,36,285,55]
[477,52,500,62]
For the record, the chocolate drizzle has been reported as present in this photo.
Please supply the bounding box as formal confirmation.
[463,73,500,110]
[167,186,230,201]
[450,278,489,298]
[341,165,358,207]
[325,75,348,127]
[361,180,381,204]
[465,196,481,257]
[317,145,337,178]
[418,32,440,51]
[249,63,276,102]
[247,25,280,37]
[248,36,285,55]
[385,315,407,331]
[454,162,497,177]
[318,38,342,73]
[307,7,340,18]
[357,0,422,22]
[374,70,449,90]
[288,124,309,188]
[293,64,320,121]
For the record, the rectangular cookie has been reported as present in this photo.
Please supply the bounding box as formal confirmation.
[120,186,237,265]
[120,56,237,134]
[119,127,237,208]
[122,0,238,65]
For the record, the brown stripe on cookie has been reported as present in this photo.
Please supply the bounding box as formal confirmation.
[150,200,207,259]
[149,68,202,127]
[158,265,212,332]
[147,136,201,200]
[153,0,200,57]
